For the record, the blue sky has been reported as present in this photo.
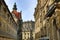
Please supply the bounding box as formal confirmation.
[5,0,37,21]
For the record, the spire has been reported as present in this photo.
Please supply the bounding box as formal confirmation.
[13,3,17,10]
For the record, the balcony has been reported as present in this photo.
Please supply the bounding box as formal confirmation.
[45,4,56,17]
[45,1,60,18]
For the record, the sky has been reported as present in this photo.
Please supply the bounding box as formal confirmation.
[5,0,37,21]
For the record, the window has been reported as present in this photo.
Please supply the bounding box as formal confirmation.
[55,0,60,2]
[0,22,1,27]
[25,37,26,39]
[3,7,6,13]
[7,14,10,17]
[28,36,30,39]
[0,1,2,10]
[53,19,56,26]
[28,33,29,35]
[25,33,26,35]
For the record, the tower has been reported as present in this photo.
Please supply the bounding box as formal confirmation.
[12,3,23,40]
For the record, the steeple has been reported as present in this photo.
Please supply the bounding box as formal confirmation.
[13,3,17,10]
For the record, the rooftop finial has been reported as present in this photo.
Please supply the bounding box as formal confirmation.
[13,2,17,10]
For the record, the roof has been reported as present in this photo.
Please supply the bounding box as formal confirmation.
[12,10,22,19]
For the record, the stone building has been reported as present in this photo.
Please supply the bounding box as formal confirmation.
[34,0,49,39]
[45,0,60,40]
[22,21,35,40]
[34,0,60,40]
[0,0,18,40]
[11,3,23,40]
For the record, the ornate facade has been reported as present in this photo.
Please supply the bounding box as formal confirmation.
[0,0,18,40]
[45,0,60,40]
[34,0,60,40]
[22,21,35,40]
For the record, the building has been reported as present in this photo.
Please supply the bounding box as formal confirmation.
[22,21,35,40]
[34,0,48,39]
[34,0,60,40]
[34,0,52,40]
[45,0,60,40]
[11,3,23,40]
[0,0,18,40]
[12,3,22,24]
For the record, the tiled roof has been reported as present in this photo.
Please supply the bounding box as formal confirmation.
[12,10,21,19]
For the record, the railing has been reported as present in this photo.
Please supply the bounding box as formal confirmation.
[45,0,60,17]
[45,2,56,17]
